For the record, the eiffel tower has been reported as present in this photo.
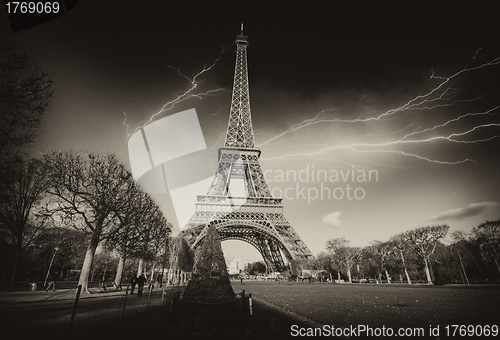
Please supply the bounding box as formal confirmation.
[181,25,313,271]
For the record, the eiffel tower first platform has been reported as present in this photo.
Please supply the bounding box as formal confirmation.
[181,25,313,271]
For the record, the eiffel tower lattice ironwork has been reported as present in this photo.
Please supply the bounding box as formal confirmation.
[181,25,313,271]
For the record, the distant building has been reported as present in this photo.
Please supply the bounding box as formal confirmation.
[227,257,248,275]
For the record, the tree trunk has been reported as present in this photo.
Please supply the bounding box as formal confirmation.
[457,253,469,285]
[137,258,143,276]
[400,250,412,284]
[170,268,175,285]
[404,267,412,284]
[494,257,500,275]
[10,251,22,286]
[10,234,24,286]
[402,265,411,284]
[114,255,125,289]
[148,261,156,282]
[469,250,482,273]
[385,270,391,284]
[423,257,433,285]
[347,266,352,283]
[458,262,466,284]
[78,237,99,293]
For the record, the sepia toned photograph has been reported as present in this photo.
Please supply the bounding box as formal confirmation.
[1,1,499,339]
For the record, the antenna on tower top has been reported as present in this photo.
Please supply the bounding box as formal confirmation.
[235,22,248,44]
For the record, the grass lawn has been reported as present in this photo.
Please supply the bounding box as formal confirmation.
[236,281,500,331]
[3,282,498,339]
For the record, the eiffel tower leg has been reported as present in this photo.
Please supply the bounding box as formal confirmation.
[247,161,272,198]
[254,238,275,272]
[244,162,256,197]
[265,213,313,261]
[267,240,286,271]
[248,235,286,273]
[207,162,231,196]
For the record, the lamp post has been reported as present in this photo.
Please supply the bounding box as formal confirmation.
[44,246,59,287]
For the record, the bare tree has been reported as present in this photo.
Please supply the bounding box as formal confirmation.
[326,237,361,283]
[390,234,413,284]
[450,231,474,284]
[0,41,53,285]
[139,208,171,282]
[166,235,194,285]
[472,220,500,275]
[402,225,449,284]
[372,241,393,283]
[0,40,53,166]
[0,158,51,285]
[326,237,349,281]
[107,222,142,289]
[315,252,337,281]
[105,190,156,288]
[340,247,361,283]
[132,200,170,278]
[43,151,135,293]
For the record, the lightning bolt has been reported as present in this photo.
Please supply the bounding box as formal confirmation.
[259,49,500,165]
[122,104,134,136]
[123,45,231,139]
[401,106,500,141]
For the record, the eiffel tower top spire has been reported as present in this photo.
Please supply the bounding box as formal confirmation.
[224,25,255,148]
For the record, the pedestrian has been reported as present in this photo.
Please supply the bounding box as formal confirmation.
[130,275,137,294]
[136,274,146,297]
[239,270,244,285]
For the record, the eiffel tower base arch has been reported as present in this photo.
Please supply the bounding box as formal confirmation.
[218,224,288,272]
[182,207,313,273]
[207,224,288,272]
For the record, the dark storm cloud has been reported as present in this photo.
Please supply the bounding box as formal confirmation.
[8,0,498,100]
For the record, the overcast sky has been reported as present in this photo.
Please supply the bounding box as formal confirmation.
[2,1,499,262]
